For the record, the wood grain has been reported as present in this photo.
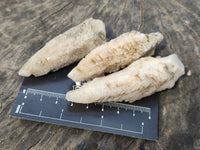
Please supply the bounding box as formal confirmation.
[0,0,200,149]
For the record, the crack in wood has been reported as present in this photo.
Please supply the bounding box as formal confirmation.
[138,0,144,31]
[43,0,74,21]
[27,138,41,150]
[89,0,111,20]
[0,101,13,115]
[183,24,200,57]
[0,31,12,39]
[115,1,127,32]
[154,0,178,52]
[174,0,200,20]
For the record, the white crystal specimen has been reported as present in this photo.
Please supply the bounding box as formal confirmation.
[18,18,106,77]
[68,30,163,82]
[66,54,185,104]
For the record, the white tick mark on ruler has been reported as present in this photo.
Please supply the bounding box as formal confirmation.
[121,124,123,129]
[102,105,104,111]
[117,108,120,114]
[100,116,103,126]
[15,105,21,113]
[39,111,42,116]
[80,117,82,123]
[60,109,64,119]
[40,96,43,101]
[133,111,135,117]
[55,101,58,104]
[23,89,26,94]
[148,111,151,119]
[19,104,24,113]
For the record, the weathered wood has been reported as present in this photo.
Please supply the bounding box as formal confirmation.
[0,0,200,149]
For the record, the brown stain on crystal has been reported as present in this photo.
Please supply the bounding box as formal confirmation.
[76,67,82,72]
[135,74,141,80]
[91,59,96,64]
[106,83,111,88]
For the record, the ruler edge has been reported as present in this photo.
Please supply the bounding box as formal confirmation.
[9,113,158,141]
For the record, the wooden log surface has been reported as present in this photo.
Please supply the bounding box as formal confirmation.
[0,0,200,149]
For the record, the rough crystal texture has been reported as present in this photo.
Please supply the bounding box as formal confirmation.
[18,18,106,77]
[66,54,185,104]
[68,31,163,82]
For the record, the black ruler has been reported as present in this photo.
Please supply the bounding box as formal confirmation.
[10,64,159,140]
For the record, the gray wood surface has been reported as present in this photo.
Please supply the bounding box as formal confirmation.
[0,0,200,149]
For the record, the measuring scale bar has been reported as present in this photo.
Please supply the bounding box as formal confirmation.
[11,87,158,140]
[24,88,151,117]
[98,102,151,118]
[10,65,158,140]
[24,88,65,99]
